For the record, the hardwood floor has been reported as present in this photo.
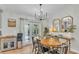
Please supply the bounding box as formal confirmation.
[0,44,33,54]
[0,44,77,54]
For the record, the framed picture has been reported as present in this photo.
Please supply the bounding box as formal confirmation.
[53,18,61,32]
[8,18,16,27]
[61,16,73,32]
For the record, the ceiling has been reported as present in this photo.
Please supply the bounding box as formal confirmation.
[0,4,75,19]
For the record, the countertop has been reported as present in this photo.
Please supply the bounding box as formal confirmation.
[0,35,16,39]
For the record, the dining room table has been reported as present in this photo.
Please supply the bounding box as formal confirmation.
[40,38,67,48]
[40,38,68,54]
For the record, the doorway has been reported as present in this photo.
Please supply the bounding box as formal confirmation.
[20,20,40,46]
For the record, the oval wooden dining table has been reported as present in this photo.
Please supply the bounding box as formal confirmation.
[40,38,67,48]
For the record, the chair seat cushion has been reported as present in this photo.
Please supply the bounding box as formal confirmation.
[42,47,49,52]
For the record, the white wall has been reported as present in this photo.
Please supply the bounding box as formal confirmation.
[48,5,79,52]
[1,11,42,46]
[1,11,28,36]
[71,5,79,52]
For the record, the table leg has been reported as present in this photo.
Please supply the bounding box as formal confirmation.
[69,40,71,52]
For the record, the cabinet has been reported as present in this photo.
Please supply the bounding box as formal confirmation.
[0,36,16,52]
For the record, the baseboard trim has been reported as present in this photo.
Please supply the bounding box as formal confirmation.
[70,49,79,54]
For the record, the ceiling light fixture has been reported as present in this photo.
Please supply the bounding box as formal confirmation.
[35,4,47,20]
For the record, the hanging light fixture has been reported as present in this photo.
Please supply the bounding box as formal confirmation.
[35,4,47,20]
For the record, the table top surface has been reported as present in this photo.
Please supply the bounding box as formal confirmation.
[40,38,67,48]
[0,35,16,39]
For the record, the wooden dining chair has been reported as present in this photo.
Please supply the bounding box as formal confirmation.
[59,44,68,54]
[32,36,41,54]
[65,47,68,54]
[63,45,68,54]
[38,42,51,54]
[32,36,37,53]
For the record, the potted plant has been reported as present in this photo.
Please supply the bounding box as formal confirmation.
[67,25,76,33]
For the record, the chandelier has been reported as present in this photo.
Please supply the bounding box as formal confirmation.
[35,4,47,20]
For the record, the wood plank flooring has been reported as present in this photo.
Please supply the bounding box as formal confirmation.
[0,44,33,54]
[0,44,77,54]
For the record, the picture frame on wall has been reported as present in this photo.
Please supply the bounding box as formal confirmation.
[61,16,73,32]
[8,18,16,27]
[53,18,61,32]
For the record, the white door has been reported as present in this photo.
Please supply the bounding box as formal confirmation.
[23,23,31,46]
[31,23,39,36]
[20,19,41,46]
[22,22,40,46]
